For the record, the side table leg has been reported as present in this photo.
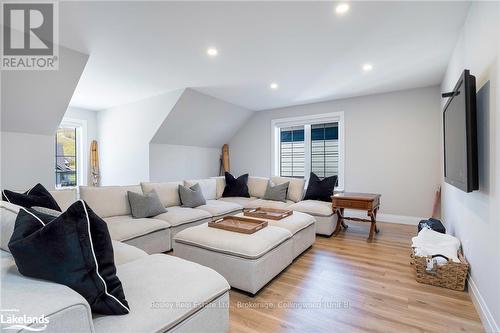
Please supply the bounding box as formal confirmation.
[340,208,348,229]
[368,208,379,242]
[333,209,343,236]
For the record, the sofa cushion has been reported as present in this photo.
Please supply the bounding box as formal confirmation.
[141,181,182,207]
[1,250,94,333]
[154,206,211,227]
[49,188,77,211]
[0,201,21,252]
[174,223,292,259]
[179,183,206,208]
[217,196,259,207]
[31,206,62,217]
[128,190,166,218]
[211,176,226,199]
[196,200,242,217]
[247,176,269,198]
[9,200,130,315]
[222,172,250,198]
[2,183,61,211]
[245,198,294,210]
[92,254,230,333]
[184,179,217,200]
[271,177,305,202]
[303,172,338,202]
[80,185,142,218]
[103,216,171,242]
[236,211,315,236]
[288,200,334,217]
[111,240,148,266]
[263,181,289,202]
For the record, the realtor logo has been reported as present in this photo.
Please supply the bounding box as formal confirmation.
[1,2,59,70]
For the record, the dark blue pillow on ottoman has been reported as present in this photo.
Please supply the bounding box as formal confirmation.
[8,200,130,315]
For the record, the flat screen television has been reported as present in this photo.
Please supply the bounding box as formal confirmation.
[443,69,478,193]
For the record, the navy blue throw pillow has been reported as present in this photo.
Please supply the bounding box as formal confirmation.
[222,172,250,198]
[304,172,338,202]
[2,183,61,211]
[8,200,130,315]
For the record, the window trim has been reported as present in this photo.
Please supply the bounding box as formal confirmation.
[271,112,345,190]
[56,118,87,188]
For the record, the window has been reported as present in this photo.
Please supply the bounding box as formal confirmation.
[311,123,339,178]
[55,127,78,188]
[272,112,344,189]
[279,126,305,177]
[55,118,87,188]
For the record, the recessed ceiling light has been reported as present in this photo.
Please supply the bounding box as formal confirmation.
[335,3,350,15]
[207,47,218,57]
[270,82,279,90]
[362,63,373,71]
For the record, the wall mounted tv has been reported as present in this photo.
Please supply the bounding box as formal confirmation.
[443,69,478,193]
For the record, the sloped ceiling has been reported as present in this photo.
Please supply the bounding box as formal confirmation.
[151,88,253,148]
[1,45,88,135]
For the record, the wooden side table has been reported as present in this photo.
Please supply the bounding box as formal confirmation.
[331,192,381,241]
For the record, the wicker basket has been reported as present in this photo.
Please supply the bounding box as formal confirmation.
[411,248,469,291]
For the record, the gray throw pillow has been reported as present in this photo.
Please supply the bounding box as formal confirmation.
[179,183,206,208]
[263,181,289,202]
[127,190,167,218]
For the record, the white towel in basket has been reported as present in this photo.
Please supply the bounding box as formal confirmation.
[412,228,461,263]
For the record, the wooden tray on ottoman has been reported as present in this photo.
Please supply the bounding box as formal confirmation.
[243,207,293,220]
[208,216,268,234]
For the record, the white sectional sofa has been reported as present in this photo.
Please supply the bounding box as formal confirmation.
[78,175,336,254]
[1,199,230,333]
[215,176,338,236]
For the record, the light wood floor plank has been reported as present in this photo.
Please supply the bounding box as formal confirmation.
[228,221,483,333]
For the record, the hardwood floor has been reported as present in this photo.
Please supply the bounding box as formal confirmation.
[229,221,483,333]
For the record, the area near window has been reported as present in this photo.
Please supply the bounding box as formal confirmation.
[55,127,77,187]
[272,112,344,190]
[55,118,87,188]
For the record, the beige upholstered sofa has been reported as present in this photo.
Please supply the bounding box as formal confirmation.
[77,176,336,254]
[1,197,230,333]
[79,180,242,254]
[214,176,338,236]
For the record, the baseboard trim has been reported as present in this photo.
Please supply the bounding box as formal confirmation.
[345,210,424,225]
[468,275,499,333]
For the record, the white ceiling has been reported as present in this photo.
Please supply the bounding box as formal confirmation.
[61,1,470,111]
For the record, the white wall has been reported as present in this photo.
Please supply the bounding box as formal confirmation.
[97,89,183,185]
[148,88,253,182]
[0,45,88,191]
[441,2,500,331]
[1,46,88,135]
[1,132,55,190]
[151,89,253,146]
[149,144,220,182]
[230,86,441,219]
[63,107,98,186]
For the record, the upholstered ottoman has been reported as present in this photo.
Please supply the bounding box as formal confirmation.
[173,223,293,295]
[234,211,316,259]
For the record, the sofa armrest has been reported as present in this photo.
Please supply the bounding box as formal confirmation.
[1,251,94,333]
